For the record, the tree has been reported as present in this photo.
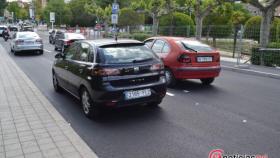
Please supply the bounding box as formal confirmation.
[7,2,21,20]
[243,0,280,47]
[43,0,72,25]
[118,8,145,28]
[0,0,7,16]
[34,0,44,21]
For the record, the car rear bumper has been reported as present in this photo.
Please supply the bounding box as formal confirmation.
[173,66,221,79]
[14,44,43,52]
[90,79,167,108]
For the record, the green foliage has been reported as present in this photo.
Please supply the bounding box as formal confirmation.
[6,2,28,20]
[244,16,280,42]
[68,0,95,27]
[43,0,72,25]
[0,0,7,16]
[131,33,152,41]
[268,42,280,48]
[159,12,194,36]
[119,8,145,27]
[251,47,280,67]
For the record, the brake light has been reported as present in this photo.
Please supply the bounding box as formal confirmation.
[15,40,24,45]
[178,54,191,63]
[216,54,220,62]
[64,40,72,45]
[92,68,120,76]
[150,63,164,71]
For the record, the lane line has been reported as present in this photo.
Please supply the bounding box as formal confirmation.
[166,92,175,96]
[183,90,190,93]
[44,49,52,53]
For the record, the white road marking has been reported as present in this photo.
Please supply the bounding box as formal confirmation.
[183,90,190,93]
[44,49,52,53]
[166,92,175,96]
[195,102,199,106]
[242,119,247,123]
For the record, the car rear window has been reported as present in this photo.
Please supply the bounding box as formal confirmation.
[177,40,214,52]
[99,44,157,64]
[18,33,39,39]
[65,33,85,40]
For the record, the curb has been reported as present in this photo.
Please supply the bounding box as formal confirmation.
[222,65,280,80]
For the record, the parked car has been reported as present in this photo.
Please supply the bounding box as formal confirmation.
[20,25,34,32]
[0,25,8,37]
[144,37,221,86]
[52,39,166,119]
[54,33,85,52]
[9,26,19,32]
[10,31,43,55]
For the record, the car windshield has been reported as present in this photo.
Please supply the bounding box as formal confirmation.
[178,40,214,52]
[99,44,157,64]
[18,32,39,39]
[66,33,85,39]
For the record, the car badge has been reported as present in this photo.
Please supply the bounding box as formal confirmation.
[134,67,140,72]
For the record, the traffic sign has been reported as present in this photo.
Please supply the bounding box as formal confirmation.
[112,3,119,14]
[111,14,118,24]
[50,12,55,23]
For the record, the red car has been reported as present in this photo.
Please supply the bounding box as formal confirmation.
[144,37,221,86]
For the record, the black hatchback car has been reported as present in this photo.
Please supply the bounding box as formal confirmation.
[52,39,167,119]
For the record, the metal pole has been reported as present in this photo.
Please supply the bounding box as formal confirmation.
[114,0,117,40]
[236,25,244,66]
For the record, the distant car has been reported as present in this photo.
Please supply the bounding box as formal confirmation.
[10,32,43,55]
[54,33,85,52]
[52,39,166,119]
[0,25,8,37]
[144,37,221,86]
[21,26,34,32]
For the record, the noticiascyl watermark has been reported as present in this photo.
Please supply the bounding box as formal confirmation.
[208,149,268,158]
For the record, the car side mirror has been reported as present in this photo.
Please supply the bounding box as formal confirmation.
[55,53,65,59]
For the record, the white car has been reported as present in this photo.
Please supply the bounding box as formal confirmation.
[10,32,44,55]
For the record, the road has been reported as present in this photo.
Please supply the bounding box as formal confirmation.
[1,32,280,158]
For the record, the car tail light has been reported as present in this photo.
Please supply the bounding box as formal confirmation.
[216,55,220,62]
[64,40,72,45]
[36,39,43,44]
[92,68,120,76]
[15,39,24,45]
[178,54,191,63]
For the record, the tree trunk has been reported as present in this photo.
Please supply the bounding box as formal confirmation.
[169,14,174,36]
[195,16,203,40]
[213,37,216,48]
[260,8,274,48]
[152,14,159,36]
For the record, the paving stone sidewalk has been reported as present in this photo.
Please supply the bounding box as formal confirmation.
[0,44,98,158]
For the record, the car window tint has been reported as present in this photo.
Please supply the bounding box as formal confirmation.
[144,39,154,47]
[162,43,171,54]
[152,40,165,53]
[65,44,77,60]
[99,44,157,64]
[74,43,91,62]
[178,40,214,52]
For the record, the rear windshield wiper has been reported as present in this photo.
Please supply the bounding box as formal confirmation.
[132,58,153,63]
[181,42,198,52]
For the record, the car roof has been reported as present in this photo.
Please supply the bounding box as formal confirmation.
[147,36,198,42]
[86,39,143,47]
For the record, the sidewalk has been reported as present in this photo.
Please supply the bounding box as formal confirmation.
[0,45,98,158]
[221,56,280,80]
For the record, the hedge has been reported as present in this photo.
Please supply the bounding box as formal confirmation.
[251,47,280,67]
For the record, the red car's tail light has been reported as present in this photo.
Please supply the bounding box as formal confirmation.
[15,39,24,45]
[178,54,191,63]
[92,68,120,76]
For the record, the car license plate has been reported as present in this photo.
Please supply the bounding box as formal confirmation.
[197,56,213,62]
[124,89,151,100]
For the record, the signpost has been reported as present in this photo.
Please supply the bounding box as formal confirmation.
[50,12,55,30]
[112,1,119,40]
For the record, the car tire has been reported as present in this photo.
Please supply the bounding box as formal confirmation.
[14,51,18,56]
[200,78,215,85]
[54,46,58,51]
[165,69,176,87]
[52,72,63,92]
[80,88,101,119]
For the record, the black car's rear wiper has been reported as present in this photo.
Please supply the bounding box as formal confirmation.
[181,42,197,52]
[132,58,153,63]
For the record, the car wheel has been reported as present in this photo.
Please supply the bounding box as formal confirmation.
[54,46,58,51]
[14,51,18,56]
[52,72,63,92]
[165,69,176,87]
[147,100,162,108]
[200,78,215,85]
[80,88,100,119]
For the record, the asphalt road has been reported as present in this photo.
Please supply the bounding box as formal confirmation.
[1,32,280,158]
